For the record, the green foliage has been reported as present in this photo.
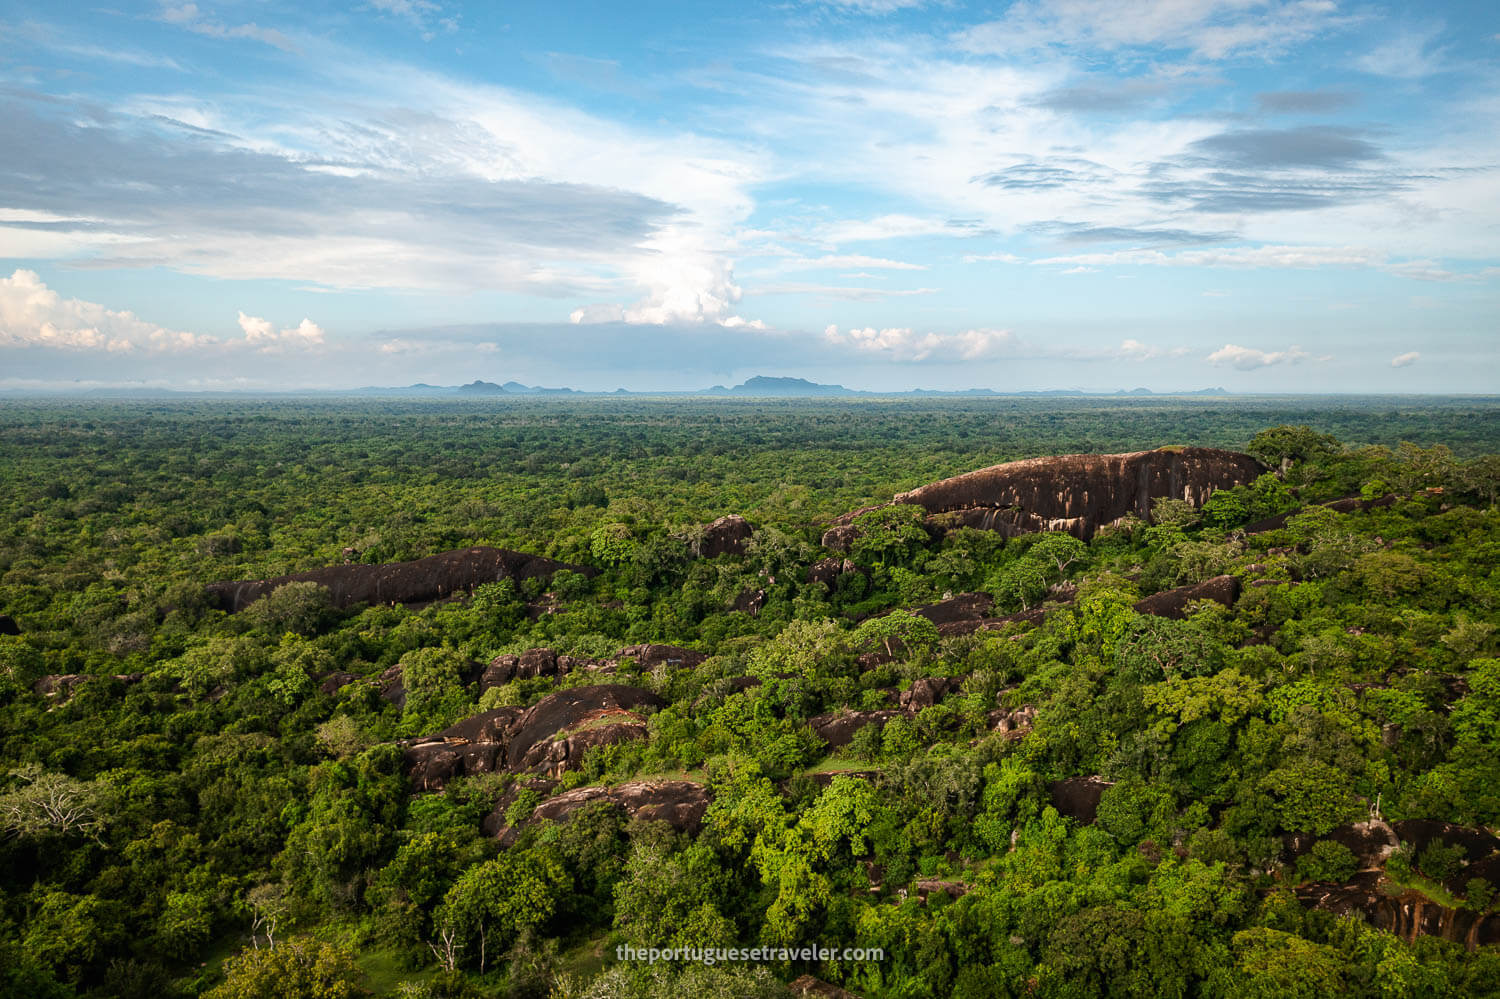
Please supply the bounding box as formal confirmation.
[203,936,363,999]
[2,399,1500,998]
[850,504,931,566]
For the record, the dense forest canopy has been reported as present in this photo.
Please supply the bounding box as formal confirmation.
[3,395,1500,998]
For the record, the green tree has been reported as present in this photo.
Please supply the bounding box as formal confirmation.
[204,936,362,999]
[853,609,940,657]
[850,504,930,566]
[1246,425,1340,471]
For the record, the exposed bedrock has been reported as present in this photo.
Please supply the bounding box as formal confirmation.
[401,683,665,790]
[1050,776,1115,823]
[697,514,755,558]
[1297,872,1500,949]
[790,976,864,999]
[205,546,596,613]
[1132,575,1241,619]
[825,447,1265,546]
[488,779,712,846]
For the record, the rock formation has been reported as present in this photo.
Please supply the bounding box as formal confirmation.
[790,976,863,999]
[615,644,709,670]
[205,546,595,613]
[1050,776,1114,823]
[1132,575,1241,619]
[697,514,755,557]
[401,684,665,790]
[826,447,1265,546]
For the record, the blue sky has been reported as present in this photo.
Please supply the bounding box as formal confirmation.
[0,0,1496,392]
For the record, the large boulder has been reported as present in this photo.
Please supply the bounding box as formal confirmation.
[504,684,665,776]
[399,684,665,791]
[698,515,755,558]
[1133,575,1240,619]
[899,676,961,712]
[809,709,901,749]
[832,447,1264,542]
[496,779,712,844]
[614,644,708,670]
[1050,776,1114,823]
[206,546,596,613]
[1297,872,1500,949]
[790,976,864,999]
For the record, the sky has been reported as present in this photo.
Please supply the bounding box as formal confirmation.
[0,0,1496,393]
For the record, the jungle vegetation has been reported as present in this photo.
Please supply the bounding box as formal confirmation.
[2,395,1500,998]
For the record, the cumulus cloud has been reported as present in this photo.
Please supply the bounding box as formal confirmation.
[236,312,326,350]
[823,324,1015,361]
[1206,343,1317,370]
[0,269,211,352]
[1391,351,1420,368]
[1116,338,1189,361]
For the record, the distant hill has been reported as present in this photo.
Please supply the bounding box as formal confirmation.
[709,376,855,397]
[457,380,507,395]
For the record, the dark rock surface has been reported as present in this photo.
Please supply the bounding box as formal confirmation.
[819,524,861,552]
[1246,493,1398,534]
[505,684,665,775]
[32,673,145,700]
[614,644,708,670]
[1285,820,1401,870]
[732,587,767,616]
[206,546,595,613]
[318,671,359,696]
[832,447,1264,543]
[400,683,665,790]
[698,514,755,558]
[492,779,712,845]
[912,592,993,631]
[1133,575,1241,619]
[1050,776,1114,823]
[988,704,1037,738]
[810,709,902,749]
[807,557,863,589]
[790,976,863,999]
[1297,872,1500,949]
[899,676,962,711]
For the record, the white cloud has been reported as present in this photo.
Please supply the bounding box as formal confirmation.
[236,312,325,350]
[1354,27,1448,79]
[819,0,929,13]
[159,3,298,52]
[959,0,1350,60]
[1206,343,1318,370]
[769,254,927,272]
[367,0,458,38]
[0,269,211,353]
[963,252,1025,264]
[816,215,968,244]
[1029,244,1477,281]
[1391,351,1420,368]
[1116,338,1188,360]
[823,323,1015,361]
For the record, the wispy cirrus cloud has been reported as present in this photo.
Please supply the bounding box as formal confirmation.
[158,3,298,53]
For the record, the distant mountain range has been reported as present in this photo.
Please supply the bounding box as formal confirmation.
[357,376,1232,398]
[24,377,1235,398]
